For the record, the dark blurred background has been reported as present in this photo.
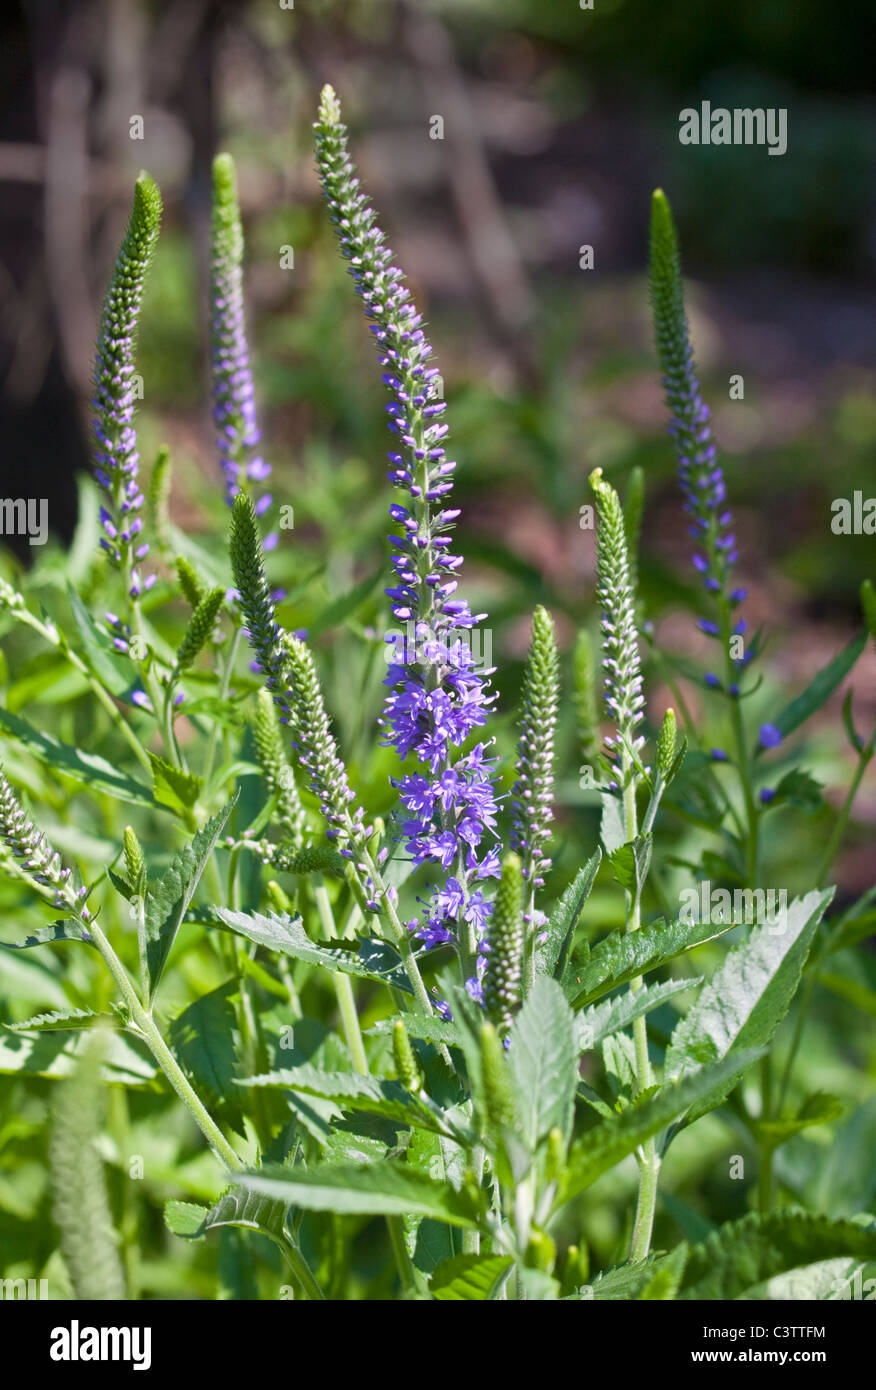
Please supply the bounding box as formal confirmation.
[1,0,875,876]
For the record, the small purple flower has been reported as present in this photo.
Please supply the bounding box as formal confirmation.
[758,723,783,750]
[760,787,776,804]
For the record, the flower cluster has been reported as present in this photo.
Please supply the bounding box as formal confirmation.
[590,468,645,787]
[649,190,748,695]
[510,606,559,919]
[92,173,161,599]
[210,154,275,547]
[314,86,500,965]
[0,770,91,920]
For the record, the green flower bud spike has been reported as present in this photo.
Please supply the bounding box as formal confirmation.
[392,1020,421,1093]
[479,1021,518,1134]
[123,826,146,899]
[175,587,224,670]
[656,707,678,780]
[510,607,559,946]
[483,853,525,1036]
[253,688,306,847]
[590,467,645,786]
[176,555,206,609]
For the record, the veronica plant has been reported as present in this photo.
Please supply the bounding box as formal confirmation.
[0,96,874,1305]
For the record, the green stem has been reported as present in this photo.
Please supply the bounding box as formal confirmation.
[813,748,872,889]
[84,914,243,1171]
[204,625,242,793]
[313,878,368,1074]
[622,766,660,1262]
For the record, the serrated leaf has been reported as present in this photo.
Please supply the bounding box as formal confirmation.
[508,976,577,1149]
[608,834,652,895]
[213,908,413,993]
[581,1248,689,1301]
[0,707,154,807]
[144,794,238,1000]
[664,889,833,1123]
[148,753,203,813]
[763,629,867,745]
[240,1161,481,1227]
[239,1066,454,1137]
[679,1210,876,1300]
[6,1007,100,1032]
[165,1186,288,1245]
[576,977,698,1053]
[536,851,601,979]
[557,1048,764,1209]
[570,915,733,1007]
[170,983,245,1137]
[367,1014,462,1047]
[430,1252,512,1300]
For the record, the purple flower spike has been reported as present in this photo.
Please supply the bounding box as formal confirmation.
[211,154,273,524]
[92,175,161,592]
[315,85,500,961]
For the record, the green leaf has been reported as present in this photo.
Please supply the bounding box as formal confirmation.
[570,915,733,1007]
[762,629,867,746]
[820,970,876,1020]
[1,921,92,949]
[144,794,238,999]
[6,1007,100,1032]
[169,983,245,1137]
[0,1025,156,1084]
[536,851,601,979]
[65,585,133,696]
[599,793,626,854]
[148,753,203,813]
[507,976,577,1149]
[679,1210,876,1300]
[557,1048,764,1208]
[213,908,413,993]
[367,1014,462,1048]
[0,707,154,807]
[753,1091,845,1148]
[239,1066,454,1138]
[576,978,698,1053]
[608,834,652,895]
[430,1252,513,1300]
[165,1186,288,1248]
[306,566,384,641]
[239,1161,481,1228]
[664,889,833,1122]
[581,1248,689,1301]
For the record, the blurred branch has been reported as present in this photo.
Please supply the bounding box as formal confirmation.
[400,0,537,380]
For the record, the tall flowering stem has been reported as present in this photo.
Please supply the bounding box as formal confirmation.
[314,86,499,992]
[92,173,161,601]
[510,605,559,986]
[649,189,758,883]
[590,468,659,1263]
[210,154,275,543]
